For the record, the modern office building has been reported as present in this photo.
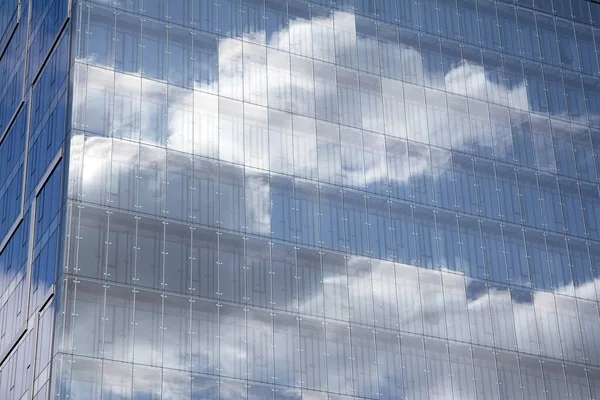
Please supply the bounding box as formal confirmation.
[5,0,600,398]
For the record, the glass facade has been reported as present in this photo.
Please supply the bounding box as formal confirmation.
[7,0,600,398]
[0,0,70,398]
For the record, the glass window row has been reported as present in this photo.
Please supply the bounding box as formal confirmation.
[0,2,27,89]
[0,108,27,200]
[0,215,28,302]
[69,132,600,249]
[0,273,27,359]
[30,25,70,136]
[0,2,70,397]
[75,11,600,129]
[57,276,600,398]
[65,203,600,363]
[55,351,600,400]
[0,302,55,400]
[73,61,600,184]
[0,0,18,55]
[80,0,600,63]
[27,0,68,88]
[0,330,35,400]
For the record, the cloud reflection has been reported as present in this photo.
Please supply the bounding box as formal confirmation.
[63,6,599,400]
[73,9,532,233]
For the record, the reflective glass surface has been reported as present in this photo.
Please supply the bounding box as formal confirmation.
[0,0,70,399]
[7,0,600,399]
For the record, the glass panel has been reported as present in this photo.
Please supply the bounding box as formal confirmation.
[378,25,402,80]
[517,169,544,229]
[396,263,423,335]
[219,163,245,231]
[442,41,464,96]
[568,238,595,301]
[376,331,404,399]
[219,233,245,303]
[400,335,427,399]
[578,299,600,366]
[244,105,269,170]
[419,268,446,338]
[448,343,475,399]
[351,326,377,398]
[245,169,270,236]
[555,295,584,363]
[525,231,552,292]
[191,299,219,375]
[453,154,478,216]
[536,14,560,66]
[386,138,410,201]
[545,234,573,295]
[543,361,568,400]
[520,356,545,400]
[246,238,273,309]
[564,364,589,400]
[480,220,507,284]
[294,180,320,247]
[219,304,247,379]
[371,259,398,330]
[404,85,428,143]
[590,368,600,400]
[448,95,472,151]
[192,228,219,300]
[488,283,516,351]
[246,308,274,383]
[340,129,365,190]
[162,294,190,370]
[511,288,540,356]
[497,3,520,56]
[320,186,345,252]
[399,30,422,84]
[426,90,450,149]
[559,179,585,237]
[290,56,315,117]
[564,73,586,122]
[325,320,352,395]
[442,272,470,342]
[382,78,406,139]
[390,201,415,266]
[271,175,294,242]
[271,242,297,313]
[459,216,486,280]
[322,252,349,321]
[435,211,461,272]
[535,292,562,359]
[472,347,499,400]
[133,288,163,367]
[337,68,361,128]
[317,121,341,185]
[489,105,514,162]
[431,148,455,211]
[273,313,301,388]
[359,74,384,133]
[496,352,523,400]
[346,256,373,325]
[572,130,597,183]
[297,247,323,317]
[466,279,493,347]
[363,132,388,196]
[470,100,493,159]
[576,24,599,76]
[425,340,452,399]
[503,226,530,287]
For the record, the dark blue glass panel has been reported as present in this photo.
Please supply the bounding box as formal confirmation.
[480,221,507,283]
